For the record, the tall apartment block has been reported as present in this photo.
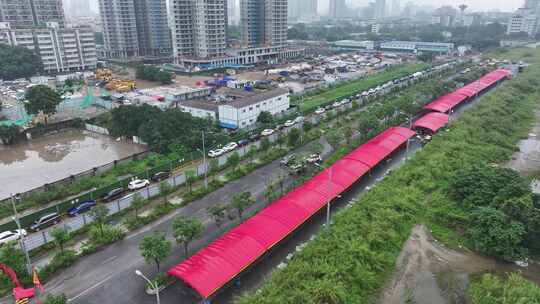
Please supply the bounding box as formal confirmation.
[99,0,171,59]
[0,22,97,73]
[0,0,65,28]
[134,0,172,56]
[170,0,227,59]
[240,0,287,48]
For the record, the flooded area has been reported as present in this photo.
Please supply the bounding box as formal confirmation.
[508,109,540,174]
[0,129,146,200]
[379,225,540,304]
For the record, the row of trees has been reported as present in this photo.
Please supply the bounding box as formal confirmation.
[0,44,43,80]
[138,191,256,271]
[135,65,173,85]
[109,104,225,154]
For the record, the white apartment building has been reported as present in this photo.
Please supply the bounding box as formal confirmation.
[507,8,538,36]
[0,22,97,73]
[218,88,289,129]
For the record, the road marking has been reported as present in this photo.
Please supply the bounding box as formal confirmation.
[100,255,118,265]
[68,274,114,302]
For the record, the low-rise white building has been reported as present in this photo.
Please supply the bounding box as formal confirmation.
[218,88,289,129]
[379,41,454,54]
[179,100,218,120]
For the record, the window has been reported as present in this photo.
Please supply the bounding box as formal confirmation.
[243,109,246,113]
[249,107,253,111]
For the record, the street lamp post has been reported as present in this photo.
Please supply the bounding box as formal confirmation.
[313,163,332,228]
[10,194,32,275]
[135,269,160,304]
[399,111,412,156]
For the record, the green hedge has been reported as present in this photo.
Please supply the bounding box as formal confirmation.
[237,52,540,303]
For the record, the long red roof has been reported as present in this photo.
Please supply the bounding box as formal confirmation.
[412,112,449,133]
[168,127,415,299]
[424,69,510,113]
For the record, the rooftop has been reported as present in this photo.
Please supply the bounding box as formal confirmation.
[180,100,219,112]
[226,88,289,109]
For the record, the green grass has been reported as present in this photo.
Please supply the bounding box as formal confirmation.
[295,63,429,113]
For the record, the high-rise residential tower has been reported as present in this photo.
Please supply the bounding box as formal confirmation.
[170,0,227,59]
[134,0,172,56]
[241,0,287,47]
[98,0,171,58]
[374,0,386,19]
[329,0,346,19]
[98,0,139,58]
[0,0,65,28]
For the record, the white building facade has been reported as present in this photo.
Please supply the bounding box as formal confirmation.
[0,22,97,73]
[218,88,289,129]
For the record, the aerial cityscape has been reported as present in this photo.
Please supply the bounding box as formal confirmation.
[0,0,539,303]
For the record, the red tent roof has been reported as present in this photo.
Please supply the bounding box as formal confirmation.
[423,92,468,113]
[412,112,449,133]
[167,127,414,299]
[424,69,510,113]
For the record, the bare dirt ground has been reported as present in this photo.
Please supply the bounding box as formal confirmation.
[379,225,540,304]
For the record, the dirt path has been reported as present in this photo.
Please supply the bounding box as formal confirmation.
[379,225,540,304]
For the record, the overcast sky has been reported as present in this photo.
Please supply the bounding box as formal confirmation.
[85,0,521,14]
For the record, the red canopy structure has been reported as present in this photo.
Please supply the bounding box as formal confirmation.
[412,112,449,133]
[424,69,510,113]
[168,127,415,299]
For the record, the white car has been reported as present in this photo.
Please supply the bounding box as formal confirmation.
[368,88,376,94]
[332,101,341,108]
[361,91,369,97]
[261,129,274,136]
[294,116,304,124]
[208,149,224,158]
[315,108,326,115]
[0,229,27,246]
[223,142,238,152]
[305,154,322,164]
[284,120,295,127]
[128,179,150,190]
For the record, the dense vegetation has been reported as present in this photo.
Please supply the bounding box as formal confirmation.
[468,273,540,304]
[0,44,43,80]
[237,50,540,303]
[108,104,226,153]
[135,64,174,85]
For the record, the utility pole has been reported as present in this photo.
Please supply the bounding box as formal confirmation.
[10,193,32,275]
[202,131,208,189]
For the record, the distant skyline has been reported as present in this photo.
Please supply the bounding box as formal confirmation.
[80,0,521,16]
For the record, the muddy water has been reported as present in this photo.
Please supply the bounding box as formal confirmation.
[380,225,540,304]
[0,129,146,200]
[508,109,540,174]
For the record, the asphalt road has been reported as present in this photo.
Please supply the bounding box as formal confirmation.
[38,137,333,304]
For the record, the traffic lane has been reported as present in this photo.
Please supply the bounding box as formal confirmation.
[44,139,331,304]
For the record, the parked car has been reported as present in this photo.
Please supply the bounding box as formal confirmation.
[151,171,170,182]
[248,133,261,142]
[223,142,238,152]
[208,149,224,158]
[128,179,150,191]
[284,120,295,127]
[0,229,27,246]
[288,163,305,175]
[294,116,304,124]
[238,139,249,147]
[30,213,61,231]
[261,129,274,136]
[103,187,124,202]
[305,153,322,164]
[280,154,296,166]
[68,200,97,216]
[315,108,326,115]
[332,101,341,108]
[275,124,285,131]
